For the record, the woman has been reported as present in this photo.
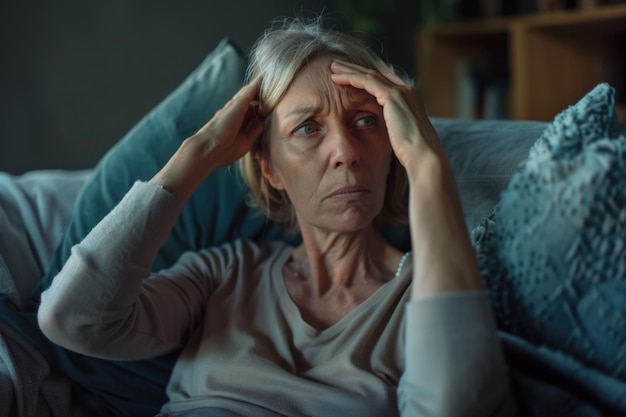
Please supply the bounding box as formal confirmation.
[38,18,515,416]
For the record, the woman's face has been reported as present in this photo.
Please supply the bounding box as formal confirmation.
[259,55,393,233]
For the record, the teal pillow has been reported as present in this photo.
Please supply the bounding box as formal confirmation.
[472,83,626,381]
[33,38,296,302]
[13,38,297,417]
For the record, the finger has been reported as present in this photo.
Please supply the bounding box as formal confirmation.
[198,81,260,134]
[329,59,399,84]
[227,80,261,114]
[330,62,395,107]
[217,80,260,119]
[329,59,368,79]
[384,65,410,87]
[242,100,264,136]
[236,78,261,98]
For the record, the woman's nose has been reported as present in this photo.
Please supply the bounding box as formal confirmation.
[329,127,360,169]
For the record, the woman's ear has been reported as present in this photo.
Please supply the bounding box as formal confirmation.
[255,152,285,190]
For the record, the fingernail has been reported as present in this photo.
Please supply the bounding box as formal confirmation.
[330,61,347,72]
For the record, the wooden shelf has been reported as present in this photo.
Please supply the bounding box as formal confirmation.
[417,4,626,121]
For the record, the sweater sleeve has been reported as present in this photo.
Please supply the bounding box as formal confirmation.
[398,291,517,417]
[38,181,208,361]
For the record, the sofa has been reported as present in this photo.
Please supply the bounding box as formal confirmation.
[0,38,625,417]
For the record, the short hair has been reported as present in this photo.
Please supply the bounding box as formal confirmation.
[238,17,409,233]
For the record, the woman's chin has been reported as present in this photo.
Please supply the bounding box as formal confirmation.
[325,212,379,234]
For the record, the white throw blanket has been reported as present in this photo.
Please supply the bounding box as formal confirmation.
[0,170,91,416]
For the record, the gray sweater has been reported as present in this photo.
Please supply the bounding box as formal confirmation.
[39,181,515,416]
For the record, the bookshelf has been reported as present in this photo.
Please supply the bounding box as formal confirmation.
[416,4,626,121]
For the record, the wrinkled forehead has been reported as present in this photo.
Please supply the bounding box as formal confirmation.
[276,54,376,115]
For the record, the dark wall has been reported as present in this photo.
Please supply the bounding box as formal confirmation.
[0,1,418,174]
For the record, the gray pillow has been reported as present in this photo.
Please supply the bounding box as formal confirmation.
[472,83,626,381]
[433,118,548,230]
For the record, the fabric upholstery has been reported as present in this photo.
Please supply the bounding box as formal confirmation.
[434,118,547,230]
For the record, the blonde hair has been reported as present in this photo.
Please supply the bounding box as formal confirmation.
[238,17,409,232]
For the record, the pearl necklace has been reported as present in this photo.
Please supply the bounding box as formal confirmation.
[287,252,410,281]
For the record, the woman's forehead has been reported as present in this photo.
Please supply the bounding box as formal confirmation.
[277,56,376,114]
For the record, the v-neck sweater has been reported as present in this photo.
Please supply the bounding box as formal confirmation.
[39,181,515,417]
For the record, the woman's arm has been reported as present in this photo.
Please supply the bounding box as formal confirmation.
[399,293,516,416]
[38,80,263,360]
[38,181,195,359]
[330,60,516,416]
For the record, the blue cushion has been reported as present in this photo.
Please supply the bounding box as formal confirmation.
[5,38,299,417]
[473,83,626,381]
[34,38,296,299]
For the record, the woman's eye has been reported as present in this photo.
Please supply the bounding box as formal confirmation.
[356,116,376,128]
[294,123,317,136]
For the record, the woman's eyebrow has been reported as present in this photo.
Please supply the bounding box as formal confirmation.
[283,105,321,121]
[282,95,379,122]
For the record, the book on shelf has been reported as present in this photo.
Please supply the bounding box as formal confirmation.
[455,61,510,120]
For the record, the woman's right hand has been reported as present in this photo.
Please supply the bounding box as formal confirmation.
[150,80,264,202]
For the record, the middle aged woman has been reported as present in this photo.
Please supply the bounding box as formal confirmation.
[38,18,516,417]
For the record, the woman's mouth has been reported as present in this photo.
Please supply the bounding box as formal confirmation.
[327,185,371,200]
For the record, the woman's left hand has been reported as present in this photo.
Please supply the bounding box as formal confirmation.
[329,59,442,173]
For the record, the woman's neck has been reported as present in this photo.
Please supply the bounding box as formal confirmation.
[291,224,403,296]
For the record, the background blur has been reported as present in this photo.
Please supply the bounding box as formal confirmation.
[0,0,419,174]
[3,0,621,173]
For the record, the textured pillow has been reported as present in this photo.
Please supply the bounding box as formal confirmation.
[472,83,626,381]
